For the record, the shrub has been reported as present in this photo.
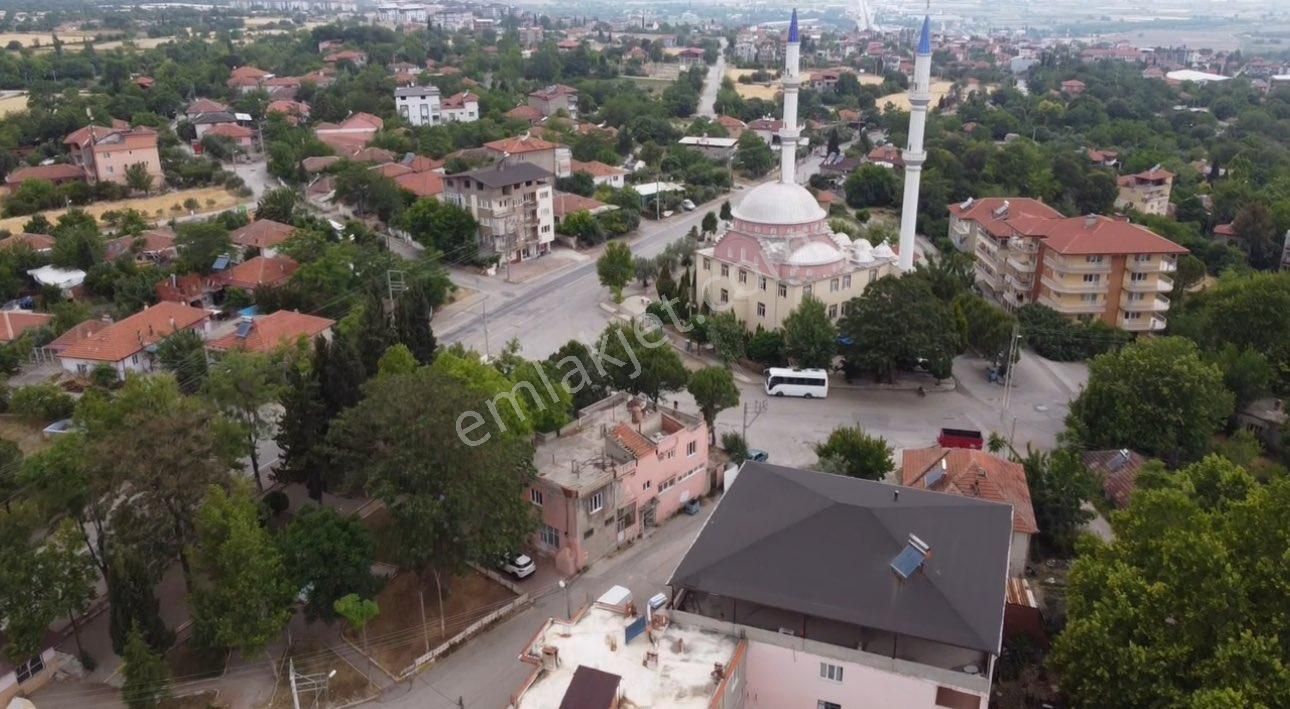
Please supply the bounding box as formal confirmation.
[721,431,749,463]
[9,383,75,423]
[264,490,290,516]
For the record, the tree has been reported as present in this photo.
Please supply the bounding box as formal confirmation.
[734,132,774,177]
[281,506,376,622]
[50,225,105,271]
[952,293,1015,359]
[320,333,367,416]
[156,329,209,394]
[1051,457,1290,708]
[377,343,418,377]
[597,241,633,302]
[839,276,958,382]
[655,263,676,301]
[334,594,380,686]
[546,339,610,410]
[720,431,749,463]
[813,426,894,480]
[1207,344,1273,410]
[844,164,900,208]
[107,549,173,655]
[1065,337,1233,465]
[510,360,574,433]
[124,163,154,195]
[276,358,329,499]
[1232,202,1278,270]
[255,187,298,223]
[597,322,689,403]
[747,328,785,365]
[782,296,837,369]
[324,368,537,605]
[121,625,171,709]
[175,222,232,275]
[634,256,658,287]
[190,483,295,657]
[1016,447,1095,556]
[44,520,97,662]
[0,439,21,511]
[701,211,718,235]
[398,198,479,263]
[393,285,438,364]
[719,201,732,221]
[706,311,745,364]
[0,518,59,666]
[688,367,739,444]
[204,351,285,491]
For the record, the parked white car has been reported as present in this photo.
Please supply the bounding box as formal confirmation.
[498,553,536,579]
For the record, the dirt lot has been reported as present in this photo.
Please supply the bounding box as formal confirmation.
[165,641,227,681]
[876,80,954,112]
[355,571,518,675]
[0,32,92,48]
[0,91,27,118]
[0,414,53,456]
[0,187,244,233]
[269,642,373,709]
[92,37,181,51]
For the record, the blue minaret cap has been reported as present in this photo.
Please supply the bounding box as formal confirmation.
[917,15,931,55]
[788,9,799,43]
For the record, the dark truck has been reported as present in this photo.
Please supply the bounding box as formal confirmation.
[938,428,984,450]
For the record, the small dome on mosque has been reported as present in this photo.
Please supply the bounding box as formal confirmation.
[873,242,896,260]
[786,241,844,266]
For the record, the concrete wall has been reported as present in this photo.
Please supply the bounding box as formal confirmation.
[94,146,163,184]
[1009,531,1030,578]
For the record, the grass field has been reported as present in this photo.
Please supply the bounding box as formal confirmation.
[269,642,373,709]
[0,415,53,456]
[92,36,181,51]
[876,79,954,112]
[0,32,92,49]
[0,91,27,118]
[0,187,245,234]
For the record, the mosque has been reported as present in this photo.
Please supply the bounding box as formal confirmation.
[693,9,932,331]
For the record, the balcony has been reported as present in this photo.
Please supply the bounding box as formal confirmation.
[1127,257,1177,273]
[1039,295,1107,314]
[1120,314,1167,331]
[976,236,1002,254]
[1005,272,1033,292]
[1006,255,1037,274]
[1044,256,1112,274]
[1041,274,1108,294]
[1123,274,1173,292]
[1122,295,1170,312]
[1008,237,1039,254]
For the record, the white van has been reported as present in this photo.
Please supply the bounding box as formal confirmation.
[764,367,830,398]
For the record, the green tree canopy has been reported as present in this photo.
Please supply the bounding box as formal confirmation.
[280,506,377,622]
[733,132,774,177]
[813,425,894,480]
[781,296,837,369]
[687,367,739,445]
[839,276,959,382]
[844,163,900,208]
[597,241,634,302]
[121,625,171,709]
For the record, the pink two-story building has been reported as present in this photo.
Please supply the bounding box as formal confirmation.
[527,393,709,575]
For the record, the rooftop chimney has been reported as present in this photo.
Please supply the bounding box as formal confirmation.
[1084,214,1099,229]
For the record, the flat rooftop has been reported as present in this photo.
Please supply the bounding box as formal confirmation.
[516,606,737,709]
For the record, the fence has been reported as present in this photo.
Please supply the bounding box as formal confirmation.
[396,594,531,680]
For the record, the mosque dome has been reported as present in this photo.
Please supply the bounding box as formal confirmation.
[786,241,844,266]
[852,238,874,253]
[873,242,896,260]
[731,182,827,225]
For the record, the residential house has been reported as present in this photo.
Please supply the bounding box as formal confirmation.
[1086,148,1119,168]
[901,447,1038,577]
[105,228,177,263]
[442,162,555,262]
[1060,79,1086,95]
[484,134,572,178]
[0,310,53,343]
[301,156,341,174]
[1236,398,1287,455]
[677,136,738,161]
[0,233,54,254]
[184,98,229,121]
[155,273,220,307]
[350,146,397,165]
[528,84,579,119]
[677,47,706,68]
[526,394,709,575]
[227,65,273,93]
[64,124,163,185]
[205,123,258,155]
[46,318,108,356]
[552,191,614,229]
[949,197,1187,331]
[219,255,299,292]
[189,111,241,140]
[393,170,444,200]
[866,145,904,169]
[230,219,296,257]
[715,115,747,138]
[1213,222,1238,242]
[747,117,783,145]
[324,49,367,67]
[440,92,480,123]
[1115,166,1174,216]
[0,639,69,707]
[314,112,383,155]
[570,160,627,189]
[4,164,85,190]
[207,310,334,354]
[506,105,545,125]
[1083,449,1150,510]
[668,461,1013,709]
[395,85,442,127]
[56,301,211,378]
[266,100,310,124]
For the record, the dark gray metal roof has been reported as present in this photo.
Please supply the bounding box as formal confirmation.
[559,666,620,709]
[395,85,441,98]
[189,111,237,125]
[453,161,552,188]
[669,462,1012,655]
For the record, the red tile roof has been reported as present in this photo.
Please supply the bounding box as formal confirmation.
[371,162,414,178]
[1083,449,1149,509]
[58,302,210,363]
[403,155,443,173]
[570,160,626,178]
[393,171,444,198]
[901,447,1039,535]
[231,219,295,250]
[553,191,609,218]
[866,145,904,166]
[47,318,108,352]
[506,105,545,123]
[207,310,334,353]
[351,147,397,164]
[4,164,85,185]
[0,311,54,342]
[206,123,255,140]
[0,232,56,252]
[1040,215,1188,256]
[106,228,176,260]
[156,273,218,303]
[485,135,560,154]
[947,197,1063,239]
[220,255,298,291]
[1213,223,1236,238]
[442,91,479,109]
[186,98,229,114]
[610,422,656,458]
[529,84,578,100]
[301,156,341,173]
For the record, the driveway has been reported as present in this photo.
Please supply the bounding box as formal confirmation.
[227,159,279,201]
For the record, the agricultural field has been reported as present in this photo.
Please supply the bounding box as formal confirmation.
[0,187,245,234]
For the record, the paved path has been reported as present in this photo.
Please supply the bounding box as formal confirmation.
[697,51,726,118]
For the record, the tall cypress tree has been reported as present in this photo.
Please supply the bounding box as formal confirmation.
[322,332,365,416]
[394,285,438,365]
[275,362,328,498]
[354,293,393,377]
[108,551,173,655]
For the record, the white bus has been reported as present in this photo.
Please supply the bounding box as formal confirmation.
[764,367,830,398]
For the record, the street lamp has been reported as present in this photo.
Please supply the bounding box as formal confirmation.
[558,579,571,620]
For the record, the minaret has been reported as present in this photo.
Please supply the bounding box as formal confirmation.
[779,10,802,186]
[897,14,932,272]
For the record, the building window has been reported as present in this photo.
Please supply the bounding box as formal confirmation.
[820,662,844,682]
[687,440,697,456]
[842,275,852,288]
[530,488,544,506]
[540,524,559,547]
[757,302,766,317]
[869,270,878,283]
[738,269,748,284]
[778,284,788,297]
[1124,311,1141,320]
[830,278,839,292]
[817,702,842,709]
[1134,254,1152,262]
[586,490,605,514]
[659,477,677,491]
[1086,255,1105,263]
[759,276,767,290]
[703,258,711,271]
[1130,272,1147,282]
[1082,274,1101,283]
[1082,293,1099,302]
[828,304,838,318]
[721,264,729,277]
[643,480,651,490]
[720,288,729,304]
[804,285,813,297]
[16,655,45,684]
[131,354,140,365]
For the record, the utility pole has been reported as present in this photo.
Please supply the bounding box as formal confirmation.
[288,658,334,709]
[742,400,767,440]
[481,294,491,359]
[1000,324,1022,449]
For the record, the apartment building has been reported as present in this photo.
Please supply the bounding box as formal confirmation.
[64,124,163,185]
[525,394,709,576]
[1114,166,1173,216]
[668,462,1013,709]
[394,85,441,126]
[527,84,579,119]
[948,197,1187,332]
[440,91,480,123]
[441,162,555,262]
